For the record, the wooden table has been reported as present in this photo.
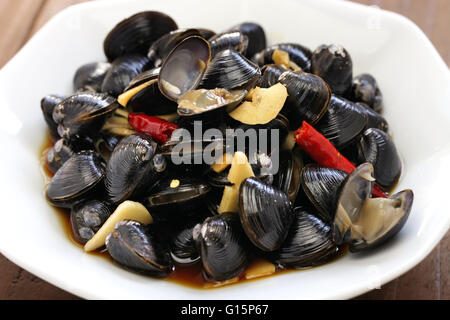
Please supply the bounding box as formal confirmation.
[0,0,448,300]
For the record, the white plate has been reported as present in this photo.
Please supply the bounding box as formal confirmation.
[0,0,449,300]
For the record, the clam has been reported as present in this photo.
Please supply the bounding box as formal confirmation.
[70,200,112,244]
[272,149,303,203]
[193,212,248,281]
[118,67,178,115]
[311,44,353,96]
[239,177,295,251]
[278,70,331,128]
[41,94,66,140]
[301,165,347,223]
[253,43,312,72]
[104,11,178,62]
[52,92,117,141]
[356,128,401,191]
[258,64,288,88]
[349,73,383,112]
[45,150,105,208]
[228,22,266,59]
[101,54,150,98]
[208,31,249,58]
[73,62,111,93]
[333,163,413,252]
[46,138,76,173]
[315,94,367,149]
[354,102,389,133]
[200,49,261,92]
[269,207,338,268]
[104,133,162,204]
[106,220,173,276]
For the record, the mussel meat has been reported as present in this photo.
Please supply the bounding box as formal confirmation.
[253,43,312,72]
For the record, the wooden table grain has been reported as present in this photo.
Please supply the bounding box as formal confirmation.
[0,0,448,300]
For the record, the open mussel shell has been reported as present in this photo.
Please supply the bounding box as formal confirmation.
[105,133,161,204]
[52,92,117,141]
[272,149,303,203]
[119,68,178,115]
[104,11,178,62]
[258,64,288,88]
[278,71,331,128]
[349,189,413,252]
[301,165,347,223]
[239,177,295,252]
[356,128,401,191]
[101,54,150,98]
[253,43,313,72]
[73,62,111,93]
[143,176,211,222]
[41,94,65,140]
[349,73,383,112]
[147,28,204,67]
[46,150,105,208]
[229,22,266,59]
[106,220,173,276]
[70,200,112,244]
[354,102,389,132]
[269,207,338,268]
[194,212,248,282]
[177,88,247,117]
[158,36,211,102]
[311,44,353,96]
[46,138,76,173]
[208,31,249,58]
[200,49,261,92]
[315,94,368,149]
[332,163,374,245]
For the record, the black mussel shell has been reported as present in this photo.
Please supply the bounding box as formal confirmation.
[200,49,261,92]
[354,102,388,133]
[258,64,288,88]
[253,43,312,72]
[143,176,211,222]
[194,212,248,282]
[349,73,383,112]
[301,165,347,223]
[239,177,295,252]
[101,54,150,97]
[70,200,112,244]
[208,31,248,58]
[158,36,211,102]
[332,163,374,245]
[269,207,338,268]
[73,62,111,93]
[119,68,178,115]
[356,128,401,191]
[41,94,65,140]
[105,133,161,204]
[229,22,266,59]
[311,44,353,96]
[315,94,367,149]
[177,88,247,117]
[349,189,413,252]
[52,92,117,141]
[46,138,76,173]
[46,150,105,208]
[148,28,204,67]
[278,71,331,128]
[94,131,123,162]
[104,11,178,62]
[106,220,173,276]
[272,149,303,203]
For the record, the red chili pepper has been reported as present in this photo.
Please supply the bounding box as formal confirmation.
[128,113,179,144]
[295,121,387,198]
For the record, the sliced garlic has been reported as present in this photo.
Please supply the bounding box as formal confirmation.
[244,259,276,280]
[84,200,153,252]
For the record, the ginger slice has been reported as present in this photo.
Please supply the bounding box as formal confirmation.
[218,152,254,213]
[228,83,287,125]
[84,200,153,252]
[211,153,233,173]
[117,80,154,107]
[244,259,276,280]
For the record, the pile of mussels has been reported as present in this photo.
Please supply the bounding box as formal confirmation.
[41,11,414,283]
